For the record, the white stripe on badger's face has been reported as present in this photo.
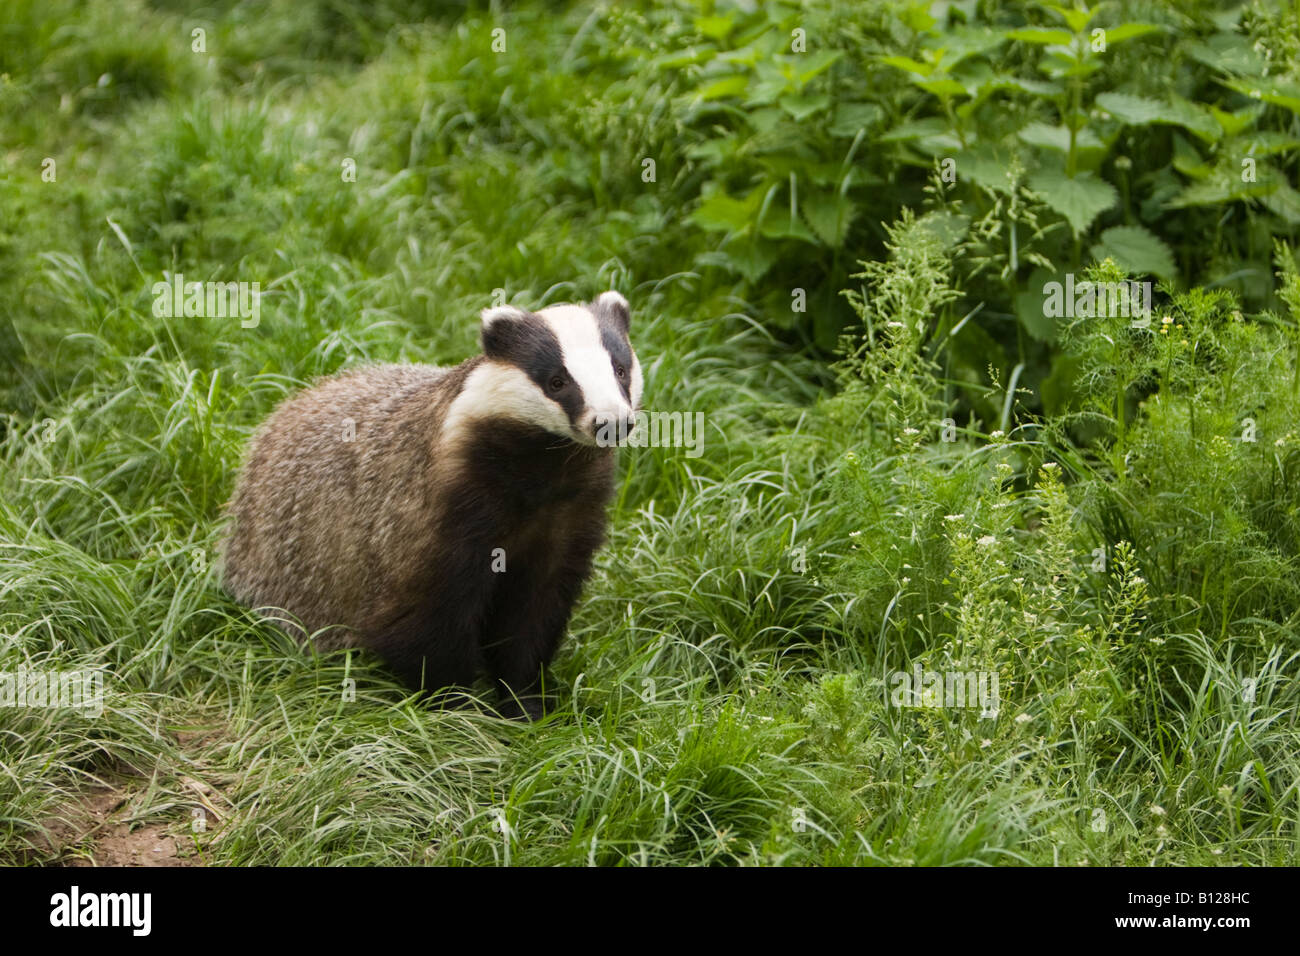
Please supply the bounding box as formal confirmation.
[441,361,571,448]
[536,303,636,444]
[595,290,644,412]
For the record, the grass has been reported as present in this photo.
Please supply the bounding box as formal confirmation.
[2,0,1299,866]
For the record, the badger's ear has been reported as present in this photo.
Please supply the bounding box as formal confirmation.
[479,305,528,358]
[594,290,630,333]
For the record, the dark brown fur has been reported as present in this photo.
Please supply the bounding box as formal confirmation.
[220,358,616,718]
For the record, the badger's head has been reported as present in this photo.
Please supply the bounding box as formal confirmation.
[457,291,642,447]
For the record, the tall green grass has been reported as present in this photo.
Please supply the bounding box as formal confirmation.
[2,0,1298,865]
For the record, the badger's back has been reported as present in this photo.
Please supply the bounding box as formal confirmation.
[221,361,475,647]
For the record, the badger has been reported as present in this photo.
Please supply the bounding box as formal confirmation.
[219,291,641,719]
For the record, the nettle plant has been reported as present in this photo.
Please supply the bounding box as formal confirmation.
[825,212,1146,767]
[654,0,1298,354]
[879,1,1300,324]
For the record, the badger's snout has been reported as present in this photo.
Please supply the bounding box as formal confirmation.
[588,408,637,447]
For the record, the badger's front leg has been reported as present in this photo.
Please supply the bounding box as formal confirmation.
[481,543,598,720]
[364,548,492,698]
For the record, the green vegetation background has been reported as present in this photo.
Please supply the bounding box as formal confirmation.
[2,0,1299,864]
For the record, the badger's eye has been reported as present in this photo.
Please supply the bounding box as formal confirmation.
[548,375,566,392]
[615,364,627,380]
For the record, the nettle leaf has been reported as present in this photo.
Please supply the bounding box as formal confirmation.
[1164,164,1275,209]
[747,61,794,106]
[1246,131,1300,156]
[1171,132,1213,178]
[1028,169,1117,235]
[993,75,1063,97]
[691,188,762,232]
[917,76,968,98]
[1018,122,1103,153]
[779,93,830,121]
[956,145,1017,195]
[1187,35,1267,76]
[952,59,995,97]
[1090,225,1177,279]
[758,208,818,244]
[1210,103,1265,137]
[1007,27,1074,45]
[881,116,950,142]
[1221,77,1300,116]
[697,239,778,282]
[923,25,1006,66]
[747,106,788,135]
[1039,49,1103,80]
[1164,96,1220,142]
[651,45,717,70]
[800,189,857,246]
[794,50,842,86]
[1095,92,1163,126]
[1016,266,1068,343]
[1262,182,1300,225]
[693,15,734,41]
[1096,93,1221,142]
[915,210,970,250]
[686,136,740,166]
[1047,3,1098,33]
[697,75,749,101]
[881,118,961,153]
[1099,23,1162,45]
[881,54,936,76]
[1016,283,1059,342]
[829,102,882,137]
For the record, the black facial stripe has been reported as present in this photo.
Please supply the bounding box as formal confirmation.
[594,294,630,334]
[595,318,634,403]
[481,313,585,428]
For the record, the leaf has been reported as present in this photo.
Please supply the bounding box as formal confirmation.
[746,60,791,106]
[991,75,1063,97]
[691,189,761,232]
[1245,131,1300,156]
[1046,4,1098,33]
[1090,225,1177,279]
[955,146,1017,195]
[794,50,843,86]
[1007,28,1074,45]
[916,77,969,98]
[1262,182,1300,225]
[915,211,969,251]
[1163,96,1220,142]
[1095,92,1164,126]
[697,75,748,101]
[697,239,778,282]
[1099,23,1162,45]
[1220,77,1300,116]
[758,208,818,244]
[1186,35,1267,76]
[1018,122,1103,153]
[1210,103,1265,137]
[693,15,734,40]
[921,26,1006,67]
[829,102,882,137]
[880,117,950,142]
[1096,93,1221,142]
[800,190,856,246]
[1028,169,1117,235]
[881,55,935,76]
[779,93,830,121]
[1016,268,1061,343]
